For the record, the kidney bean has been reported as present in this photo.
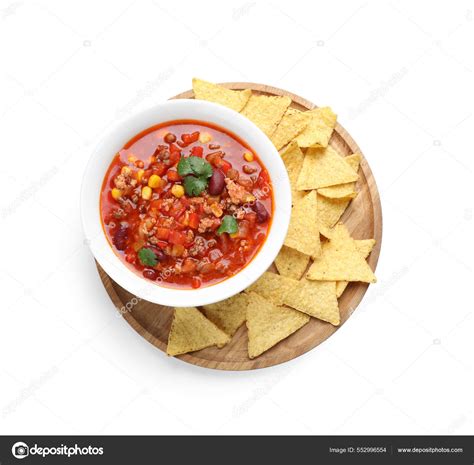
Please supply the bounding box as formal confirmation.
[164,133,176,144]
[254,201,269,223]
[208,169,225,195]
[242,164,257,174]
[113,223,129,250]
[154,248,166,261]
[143,269,158,280]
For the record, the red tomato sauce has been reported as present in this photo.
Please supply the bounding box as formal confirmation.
[100,120,274,289]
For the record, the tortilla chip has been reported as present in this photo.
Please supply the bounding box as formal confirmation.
[294,107,337,148]
[345,153,362,172]
[280,140,305,197]
[318,194,351,230]
[306,224,377,283]
[271,108,311,150]
[336,239,376,297]
[202,293,248,336]
[318,185,357,199]
[246,292,309,359]
[167,307,230,356]
[318,153,362,199]
[284,190,320,257]
[356,238,376,258]
[246,271,291,305]
[192,78,251,112]
[275,245,310,280]
[283,280,340,325]
[319,224,333,239]
[297,145,358,191]
[241,94,291,137]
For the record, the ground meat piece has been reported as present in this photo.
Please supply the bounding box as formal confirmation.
[226,168,239,181]
[162,217,174,228]
[160,198,174,212]
[234,207,245,220]
[186,230,194,243]
[138,217,156,238]
[148,235,159,245]
[198,217,220,233]
[189,236,207,257]
[225,179,254,205]
[114,173,130,190]
[239,239,251,252]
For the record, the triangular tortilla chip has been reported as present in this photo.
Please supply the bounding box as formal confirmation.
[285,190,321,257]
[317,194,351,230]
[317,153,362,199]
[202,293,248,336]
[345,153,362,172]
[336,239,376,297]
[355,238,376,258]
[192,78,251,112]
[280,140,305,196]
[246,292,309,359]
[297,145,358,190]
[294,107,337,148]
[275,245,310,280]
[246,271,291,305]
[271,108,311,150]
[318,185,357,199]
[306,224,377,283]
[241,94,291,137]
[167,307,230,356]
[283,280,340,325]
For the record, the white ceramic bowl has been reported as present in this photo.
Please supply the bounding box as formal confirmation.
[81,99,291,307]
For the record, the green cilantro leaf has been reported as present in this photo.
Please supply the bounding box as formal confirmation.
[138,248,158,267]
[217,215,238,235]
[177,157,192,176]
[177,156,212,178]
[183,175,208,196]
[189,156,213,178]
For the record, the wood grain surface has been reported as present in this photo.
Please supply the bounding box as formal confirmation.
[95,82,383,370]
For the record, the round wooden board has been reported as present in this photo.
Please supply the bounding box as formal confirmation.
[96,83,383,371]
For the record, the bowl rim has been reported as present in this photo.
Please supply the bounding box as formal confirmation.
[80,99,291,307]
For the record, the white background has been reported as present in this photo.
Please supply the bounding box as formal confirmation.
[0,0,473,435]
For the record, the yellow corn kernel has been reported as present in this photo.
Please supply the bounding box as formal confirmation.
[128,154,137,163]
[210,203,223,218]
[136,169,144,182]
[171,184,185,198]
[111,188,122,200]
[244,194,256,203]
[121,166,132,176]
[148,174,161,188]
[141,186,152,200]
[243,151,254,162]
[199,132,212,144]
